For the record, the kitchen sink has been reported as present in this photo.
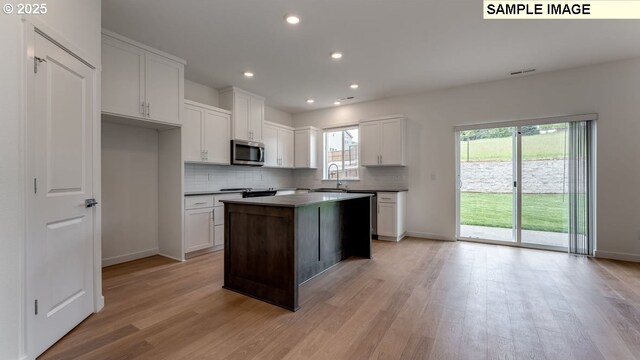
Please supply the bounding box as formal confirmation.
[312,188,348,193]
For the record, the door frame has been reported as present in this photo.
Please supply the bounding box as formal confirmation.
[22,18,103,358]
[454,114,597,252]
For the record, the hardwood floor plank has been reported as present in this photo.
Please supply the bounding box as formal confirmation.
[38,239,640,360]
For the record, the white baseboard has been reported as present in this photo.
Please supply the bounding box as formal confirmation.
[158,252,185,262]
[405,231,456,242]
[102,247,159,267]
[594,250,640,263]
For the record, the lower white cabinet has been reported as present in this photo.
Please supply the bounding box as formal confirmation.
[184,193,241,255]
[376,191,407,241]
[184,207,214,253]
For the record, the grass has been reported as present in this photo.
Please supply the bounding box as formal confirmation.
[460,192,568,233]
[459,131,567,162]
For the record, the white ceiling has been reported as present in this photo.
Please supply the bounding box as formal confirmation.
[102,0,640,114]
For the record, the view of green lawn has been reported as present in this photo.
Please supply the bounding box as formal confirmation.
[460,192,568,233]
[459,131,567,162]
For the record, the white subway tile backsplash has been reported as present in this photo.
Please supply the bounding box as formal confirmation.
[184,163,295,191]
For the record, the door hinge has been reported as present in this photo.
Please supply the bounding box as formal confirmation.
[34,178,37,194]
[34,56,46,73]
[35,299,38,315]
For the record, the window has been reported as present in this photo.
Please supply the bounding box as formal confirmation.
[324,127,359,180]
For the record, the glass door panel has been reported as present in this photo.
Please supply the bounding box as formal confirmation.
[520,123,569,248]
[459,127,516,242]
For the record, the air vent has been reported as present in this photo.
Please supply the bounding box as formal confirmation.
[510,68,536,76]
[339,96,355,101]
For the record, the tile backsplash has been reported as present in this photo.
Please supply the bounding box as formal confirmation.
[184,163,295,191]
[293,166,409,190]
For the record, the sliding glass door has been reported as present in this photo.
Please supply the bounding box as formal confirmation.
[456,116,593,251]
[458,127,516,242]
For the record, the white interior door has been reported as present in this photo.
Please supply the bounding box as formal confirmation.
[27,32,96,357]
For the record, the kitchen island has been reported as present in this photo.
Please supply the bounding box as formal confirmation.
[220,193,372,311]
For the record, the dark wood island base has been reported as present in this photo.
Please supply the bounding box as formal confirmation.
[221,193,372,311]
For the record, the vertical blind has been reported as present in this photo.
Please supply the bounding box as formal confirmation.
[568,121,594,255]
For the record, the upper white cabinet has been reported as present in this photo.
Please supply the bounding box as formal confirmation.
[183,100,231,164]
[263,122,294,168]
[102,30,185,127]
[360,115,406,167]
[219,87,265,142]
[294,126,318,169]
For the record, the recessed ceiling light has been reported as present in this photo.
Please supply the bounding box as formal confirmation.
[330,52,343,60]
[350,84,359,89]
[243,71,254,78]
[285,15,300,25]
[306,99,315,104]
[334,101,341,105]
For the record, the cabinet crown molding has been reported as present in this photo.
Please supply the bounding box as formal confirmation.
[359,114,406,123]
[102,29,187,65]
[219,86,265,101]
[264,121,295,131]
[184,100,232,115]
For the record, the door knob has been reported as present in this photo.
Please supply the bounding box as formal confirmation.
[85,199,99,208]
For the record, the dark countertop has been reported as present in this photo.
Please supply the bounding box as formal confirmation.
[184,188,407,196]
[220,192,373,208]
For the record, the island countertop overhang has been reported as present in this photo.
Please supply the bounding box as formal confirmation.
[219,192,373,208]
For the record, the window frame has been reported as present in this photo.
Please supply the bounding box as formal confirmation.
[322,125,360,181]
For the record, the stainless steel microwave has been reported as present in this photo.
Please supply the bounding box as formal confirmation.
[231,140,265,166]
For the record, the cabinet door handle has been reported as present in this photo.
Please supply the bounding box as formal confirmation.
[380,154,382,164]
[193,202,208,205]
[141,101,146,115]
[146,102,150,117]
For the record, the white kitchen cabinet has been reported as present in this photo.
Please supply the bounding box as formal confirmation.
[219,87,265,142]
[183,100,231,164]
[184,207,214,253]
[376,191,407,241]
[360,115,406,167]
[184,193,241,255]
[263,121,294,168]
[102,30,185,127]
[294,126,318,169]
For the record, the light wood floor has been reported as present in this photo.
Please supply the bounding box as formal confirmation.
[40,238,640,360]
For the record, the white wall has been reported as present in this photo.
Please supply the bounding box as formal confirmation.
[0,2,101,359]
[293,58,640,259]
[185,79,219,107]
[184,80,293,127]
[265,105,294,127]
[101,122,159,266]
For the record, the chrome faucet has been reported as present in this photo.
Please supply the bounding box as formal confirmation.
[328,163,342,189]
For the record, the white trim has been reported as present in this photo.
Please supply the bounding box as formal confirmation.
[24,17,100,70]
[218,86,265,100]
[323,122,359,131]
[101,28,186,65]
[101,248,159,267]
[264,120,295,131]
[405,231,456,241]
[360,114,406,123]
[594,250,640,263]
[183,100,232,115]
[454,113,598,132]
[158,253,186,262]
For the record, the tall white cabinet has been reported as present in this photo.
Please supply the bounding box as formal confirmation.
[360,115,406,167]
[102,30,185,126]
[294,126,318,169]
[183,100,231,164]
[263,121,294,168]
[219,87,265,142]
